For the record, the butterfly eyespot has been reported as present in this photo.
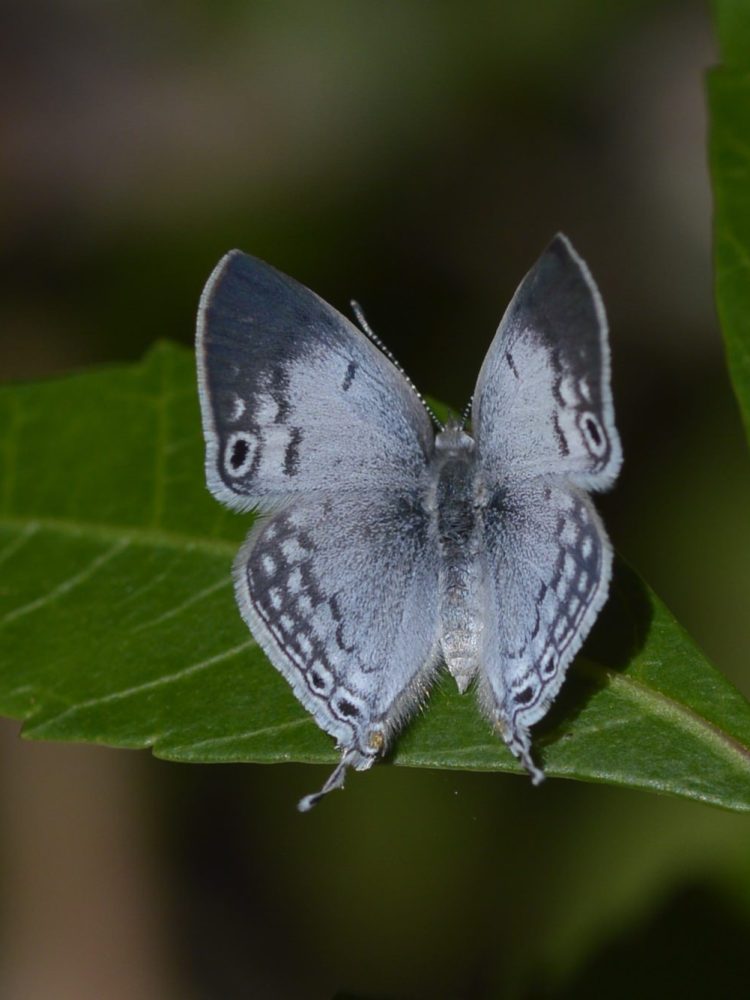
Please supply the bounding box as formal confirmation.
[584,417,601,445]
[579,413,607,456]
[224,431,257,477]
[516,685,536,706]
[231,439,248,467]
[541,651,557,676]
[336,698,360,718]
[307,662,333,696]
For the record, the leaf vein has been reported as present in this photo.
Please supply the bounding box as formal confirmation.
[164,717,313,753]
[0,539,130,627]
[0,514,239,559]
[584,664,750,774]
[132,576,231,633]
[0,524,40,567]
[29,639,256,736]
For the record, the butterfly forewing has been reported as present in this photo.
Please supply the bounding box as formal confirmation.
[472,234,621,490]
[197,251,434,512]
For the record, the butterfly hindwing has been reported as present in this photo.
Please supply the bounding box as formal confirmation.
[476,478,612,780]
[234,491,441,809]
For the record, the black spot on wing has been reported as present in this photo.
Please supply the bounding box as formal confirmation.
[552,412,570,457]
[329,594,355,653]
[271,367,291,423]
[336,699,359,718]
[310,669,327,691]
[230,437,248,470]
[516,685,535,706]
[548,348,563,377]
[583,414,602,447]
[283,427,302,476]
[552,374,566,408]
[342,361,357,391]
[577,411,610,464]
[540,649,557,676]
[329,594,343,622]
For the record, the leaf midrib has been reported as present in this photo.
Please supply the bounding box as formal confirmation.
[0,514,237,560]
[581,661,750,776]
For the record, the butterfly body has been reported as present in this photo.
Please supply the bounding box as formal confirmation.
[196,235,621,809]
[430,424,483,694]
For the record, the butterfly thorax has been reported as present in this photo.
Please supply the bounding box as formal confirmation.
[430,425,484,694]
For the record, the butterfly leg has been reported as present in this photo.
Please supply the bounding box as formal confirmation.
[297,744,379,812]
[495,715,545,785]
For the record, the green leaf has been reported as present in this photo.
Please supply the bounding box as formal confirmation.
[709,1,750,446]
[1,343,750,810]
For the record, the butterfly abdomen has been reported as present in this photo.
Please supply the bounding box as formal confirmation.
[431,430,484,694]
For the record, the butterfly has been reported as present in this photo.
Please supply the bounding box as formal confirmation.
[196,234,621,810]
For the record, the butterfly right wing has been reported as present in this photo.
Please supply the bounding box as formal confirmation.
[471,236,620,779]
[476,478,613,781]
[197,250,435,512]
[233,489,442,810]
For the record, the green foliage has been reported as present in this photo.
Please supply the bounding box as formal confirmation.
[1,343,749,809]
[709,0,750,446]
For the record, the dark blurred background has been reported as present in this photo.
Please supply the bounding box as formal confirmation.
[2,2,750,997]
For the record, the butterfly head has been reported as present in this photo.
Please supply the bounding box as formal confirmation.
[434,419,475,455]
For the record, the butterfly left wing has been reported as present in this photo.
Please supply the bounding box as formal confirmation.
[476,478,612,781]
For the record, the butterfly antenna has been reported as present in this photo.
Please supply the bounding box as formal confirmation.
[350,299,444,432]
[460,395,474,430]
